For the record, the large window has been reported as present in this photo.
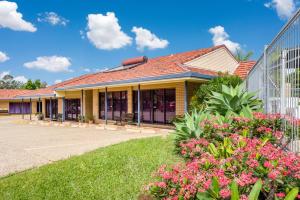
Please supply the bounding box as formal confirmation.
[133,89,176,124]
[46,99,58,119]
[9,102,30,114]
[65,99,81,121]
[36,102,42,113]
[99,91,127,120]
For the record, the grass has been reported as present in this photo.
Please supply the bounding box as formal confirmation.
[0,136,180,200]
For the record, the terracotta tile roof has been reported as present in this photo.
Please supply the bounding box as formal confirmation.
[18,73,95,98]
[0,89,31,100]
[17,45,227,97]
[234,61,256,79]
[56,45,225,89]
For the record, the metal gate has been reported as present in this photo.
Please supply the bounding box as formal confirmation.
[247,9,300,152]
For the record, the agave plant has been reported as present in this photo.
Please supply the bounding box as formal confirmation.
[173,110,210,151]
[205,84,262,117]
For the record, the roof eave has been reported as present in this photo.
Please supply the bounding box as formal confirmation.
[56,72,215,91]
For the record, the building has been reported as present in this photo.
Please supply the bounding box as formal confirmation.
[0,45,255,125]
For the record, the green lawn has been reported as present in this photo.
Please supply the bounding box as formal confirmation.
[0,136,180,200]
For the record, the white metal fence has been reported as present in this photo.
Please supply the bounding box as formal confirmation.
[247,9,300,152]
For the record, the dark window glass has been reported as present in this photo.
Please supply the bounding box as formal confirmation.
[165,89,176,123]
[121,91,127,119]
[113,92,121,119]
[36,102,42,113]
[153,89,165,123]
[99,91,128,120]
[65,99,80,121]
[107,92,113,120]
[99,93,105,119]
[141,90,152,122]
[9,102,30,114]
[46,99,58,119]
[132,88,176,124]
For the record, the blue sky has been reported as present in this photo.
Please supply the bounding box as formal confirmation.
[0,0,299,85]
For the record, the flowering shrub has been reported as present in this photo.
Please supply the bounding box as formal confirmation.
[146,113,300,199]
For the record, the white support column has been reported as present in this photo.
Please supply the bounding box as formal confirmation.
[184,81,188,113]
[280,50,287,116]
[29,98,32,120]
[50,98,53,120]
[62,97,65,122]
[21,98,24,119]
[81,90,84,117]
[137,84,141,126]
[105,87,108,124]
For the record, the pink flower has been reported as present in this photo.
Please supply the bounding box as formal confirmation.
[240,195,248,200]
[268,170,280,180]
[219,189,231,198]
[156,182,167,188]
[276,193,286,198]
[203,179,211,190]
[264,161,273,169]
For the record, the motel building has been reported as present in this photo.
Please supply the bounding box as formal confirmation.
[0,45,255,126]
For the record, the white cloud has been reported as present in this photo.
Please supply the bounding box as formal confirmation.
[131,27,169,51]
[14,75,27,83]
[86,12,132,50]
[209,25,241,54]
[264,0,296,20]
[83,68,91,72]
[0,71,27,83]
[0,51,9,63]
[54,79,62,84]
[0,71,10,79]
[24,56,72,72]
[37,12,69,26]
[79,30,85,39]
[0,1,36,32]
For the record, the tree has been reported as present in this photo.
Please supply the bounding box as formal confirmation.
[0,75,47,90]
[235,50,254,61]
[0,74,23,89]
[22,79,47,90]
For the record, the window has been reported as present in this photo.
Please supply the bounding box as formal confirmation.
[45,99,58,119]
[65,99,81,121]
[99,91,128,120]
[36,102,42,113]
[133,89,176,124]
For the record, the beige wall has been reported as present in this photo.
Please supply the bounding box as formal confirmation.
[184,47,239,74]
[84,90,93,120]
[52,80,202,123]
[0,100,9,111]
[89,81,197,121]
[132,82,186,116]
[57,98,63,114]
[0,99,39,114]
[92,89,99,123]
[42,98,46,116]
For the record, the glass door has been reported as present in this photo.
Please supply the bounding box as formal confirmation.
[153,89,165,123]
[65,99,80,121]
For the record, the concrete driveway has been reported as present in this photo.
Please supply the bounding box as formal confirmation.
[0,116,168,177]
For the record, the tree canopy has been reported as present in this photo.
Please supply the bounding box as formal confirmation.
[0,75,47,90]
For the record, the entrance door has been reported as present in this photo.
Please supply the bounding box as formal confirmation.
[46,99,58,119]
[153,89,165,123]
[65,99,81,121]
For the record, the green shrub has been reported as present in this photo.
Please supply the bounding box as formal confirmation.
[206,84,262,116]
[190,73,242,111]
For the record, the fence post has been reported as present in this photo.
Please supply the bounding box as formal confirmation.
[280,50,287,116]
[264,45,268,113]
